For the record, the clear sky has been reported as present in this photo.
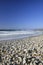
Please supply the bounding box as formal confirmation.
[0,0,43,29]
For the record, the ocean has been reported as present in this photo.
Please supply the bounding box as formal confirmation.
[0,30,43,40]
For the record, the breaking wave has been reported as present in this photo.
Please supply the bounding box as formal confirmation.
[0,30,43,40]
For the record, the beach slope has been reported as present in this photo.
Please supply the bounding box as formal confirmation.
[0,35,43,65]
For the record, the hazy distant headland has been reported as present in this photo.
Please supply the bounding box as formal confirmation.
[0,29,22,31]
[0,29,43,31]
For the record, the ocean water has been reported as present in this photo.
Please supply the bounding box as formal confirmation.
[0,30,43,40]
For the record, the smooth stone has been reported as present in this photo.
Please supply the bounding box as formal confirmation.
[0,54,2,62]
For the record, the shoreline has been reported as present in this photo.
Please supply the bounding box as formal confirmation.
[0,34,43,41]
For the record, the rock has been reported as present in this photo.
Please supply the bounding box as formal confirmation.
[18,57,22,62]
[39,62,43,65]
[9,63,13,65]
[24,49,27,53]
[23,57,26,64]
[10,57,13,62]
[0,54,2,62]
[15,62,18,65]
[26,57,31,64]
[34,48,38,53]
[0,63,2,65]
[4,62,7,65]
[31,57,36,62]
[30,62,33,65]
[28,50,32,53]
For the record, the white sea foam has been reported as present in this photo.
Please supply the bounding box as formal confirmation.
[0,31,36,36]
[0,30,42,40]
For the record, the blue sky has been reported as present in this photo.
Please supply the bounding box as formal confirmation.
[0,0,43,29]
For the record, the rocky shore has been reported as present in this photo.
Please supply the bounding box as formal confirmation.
[0,35,43,65]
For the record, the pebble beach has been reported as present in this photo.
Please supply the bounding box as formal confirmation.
[0,35,43,65]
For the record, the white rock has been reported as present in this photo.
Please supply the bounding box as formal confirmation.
[30,62,33,65]
[18,57,22,62]
[24,49,27,53]
[23,57,26,64]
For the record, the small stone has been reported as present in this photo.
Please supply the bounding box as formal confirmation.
[30,62,33,65]
[18,57,22,62]
[10,57,13,62]
[0,54,2,62]
[4,63,7,65]
[9,63,13,65]
[28,50,32,53]
[39,62,43,65]
[26,58,31,64]
[23,57,26,64]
